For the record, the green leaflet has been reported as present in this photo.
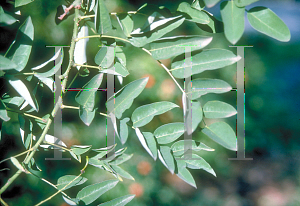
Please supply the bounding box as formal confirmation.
[95,46,115,68]
[110,165,135,181]
[201,121,237,151]
[5,16,34,72]
[98,195,135,206]
[18,115,33,149]
[11,157,27,173]
[0,55,17,70]
[149,35,212,60]
[76,180,119,205]
[109,153,133,165]
[171,140,200,156]
[116,14,134,37]
[2,95,24,107]
[135,129,157,160]
[115,47,126,67]
[34,48,64,77]
[158,146,175,174]
[177,2,210,24]
[175,160,196,188]
[119,117,130,144]
[27,157,41,172]
[62,196,79,206]
[203,0,221,8]
[197,142,215,151]
[130,16,185,47]
[191,0,205,11]
[203,100,237,118]
[184,154,216,177]
[7,76,38,111]
[56,175,88,191]
[15,0,34,7]
[132,101,179,127]
[88,0,96,12]
[220,1,245,45]
[0,100,10,121]
[34,75,54,92]
[95,0,112,34]
[154,123,184,144]
[75,73,104,111]
[234,0,259,7]
[197,11,224,33]
[106,77,148,119]
[100,62,129,77]
[79,106,96,126]
[247,7,291,42]
[0,6,17,25]
[31,47,61,71]
[189,78,232,100]
[171,49,241,78]
[191,101,203,132]
[70,145,92,155]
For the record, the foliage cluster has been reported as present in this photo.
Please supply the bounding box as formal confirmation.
[0,0,290,205]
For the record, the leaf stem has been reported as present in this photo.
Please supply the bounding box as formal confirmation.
[79,11,137,20]
[25,167,72,200]
[61,105,109,118]
[16,72,36,76]
[73,63,101,69]
[79,15,95,19]
[42,141,71,152]
[6,108,45,121]
[61,105,79,110]
[75,35,130,43]
[66,71,79,90]
[99,112,110,118]
[0,149,34,165]
[34,156,89,206]
[0,197,8,206]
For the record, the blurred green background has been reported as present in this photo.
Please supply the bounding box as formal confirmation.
[0,0,300,205]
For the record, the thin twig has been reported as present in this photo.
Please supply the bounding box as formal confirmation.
[0,148,34,165]
[74,63,101,69]
[6,108,45,122]
[60,9,80,90]
[0,197,9,206]
[42,141,71,152]
[34,157,89,206]
[75,35,130,43]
